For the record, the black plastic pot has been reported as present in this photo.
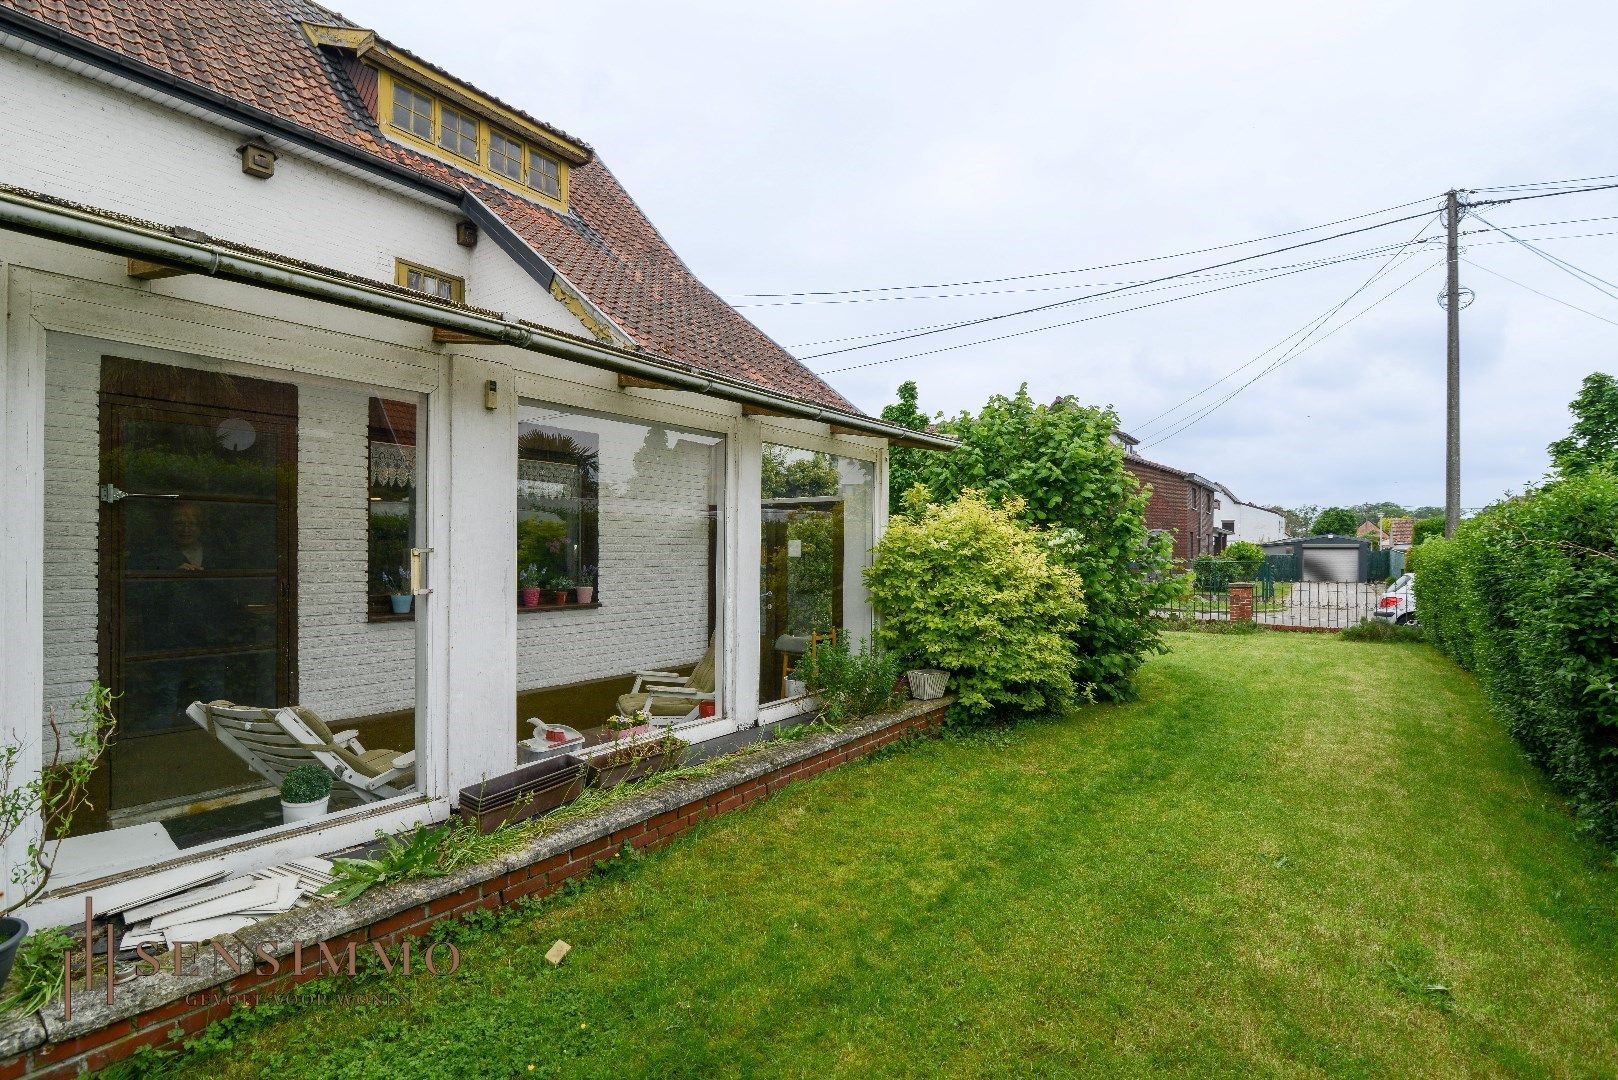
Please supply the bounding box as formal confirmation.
[0,916,27,994]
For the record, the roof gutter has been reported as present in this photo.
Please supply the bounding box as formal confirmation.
[0,187,956,450]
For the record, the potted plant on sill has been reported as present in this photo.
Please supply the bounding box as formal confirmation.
[575,565,596,606]
[518,563,543,609]
[549,573,572,607]
[605,713,652,742]
[383,568,413,615]
[279,763,333,825]
[0,684,117,997]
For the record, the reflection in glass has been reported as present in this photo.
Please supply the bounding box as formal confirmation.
[759,445,876,704]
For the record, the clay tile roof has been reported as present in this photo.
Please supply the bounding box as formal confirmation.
[0,0,858,414]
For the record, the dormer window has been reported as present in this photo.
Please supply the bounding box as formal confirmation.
[392,81,433,140]
[529,150,561,199]
[439,105,479,162]
[489,130,523,181]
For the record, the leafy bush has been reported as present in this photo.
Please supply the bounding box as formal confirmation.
[1224,540,1266,565]
[1340,617,1428,643]
[1192,555,1261,592]
[0,926,75,1015]
[1416,466,1618,842]
[893,385,1181,701]
[794,635,905,724]
[865,490,1086,719]
[1411,516,1447,546]
[280,763,332,804]
[1310,507,1359,536]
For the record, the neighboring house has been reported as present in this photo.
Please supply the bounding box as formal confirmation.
[1386,517,1415,550]
[0,0,950,927]
[1117,434,1218,563]
[1212,482,1287,546]
[1356,520,1389,546]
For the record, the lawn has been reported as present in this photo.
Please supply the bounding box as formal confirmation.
[162,633,1618,1079]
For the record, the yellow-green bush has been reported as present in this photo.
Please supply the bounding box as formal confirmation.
[865,491,1086,719]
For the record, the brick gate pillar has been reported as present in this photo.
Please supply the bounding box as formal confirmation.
[1229,582,1255,623]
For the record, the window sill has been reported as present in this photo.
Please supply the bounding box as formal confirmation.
[368,611,416,624]
[518,601,602,614]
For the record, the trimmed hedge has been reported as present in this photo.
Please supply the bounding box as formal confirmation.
[1416,467,1618,842]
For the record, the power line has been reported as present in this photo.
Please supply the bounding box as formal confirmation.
[783,217,1618,350]
[1462,257,1618,329]
[729,194,1444,299]
[1132,216,1440,439]
[1469,210,1618,302]
[814,230,1436,376]
[1474,171,1618,192]
[799,208,1438,362]
[1137,257,1440,451]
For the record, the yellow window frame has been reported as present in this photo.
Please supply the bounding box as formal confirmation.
[394,258,466,303]
[374,67,571,212]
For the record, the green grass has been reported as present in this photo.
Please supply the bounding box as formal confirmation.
[161,634,1618,1079]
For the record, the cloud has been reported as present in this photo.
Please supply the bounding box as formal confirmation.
[337,0,1618,508]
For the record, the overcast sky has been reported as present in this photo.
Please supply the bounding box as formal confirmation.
[340,0,1616,511]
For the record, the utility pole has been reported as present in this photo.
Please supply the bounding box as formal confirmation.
[1443,190,1462,538]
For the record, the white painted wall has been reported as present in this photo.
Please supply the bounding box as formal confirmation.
[0,45,582,335]
[1218,493,1287,545]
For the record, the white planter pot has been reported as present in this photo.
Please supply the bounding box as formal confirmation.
[280,795,330,825]
[906,669,948,700]
[785,678,808,699]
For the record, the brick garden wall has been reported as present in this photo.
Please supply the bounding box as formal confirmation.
[0,701,948,1079]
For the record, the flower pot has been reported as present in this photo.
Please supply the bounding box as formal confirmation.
[785,678,808,699]
[698,700,717,718]
[906,668,948,700]
[553,590,569,606]
[280,794,330,825]
[610,724,651,741]
[574,585,594,605]
[0,917,27,996]
[389,594,413,615]
[585,746,680,790]
[520,586,541,608]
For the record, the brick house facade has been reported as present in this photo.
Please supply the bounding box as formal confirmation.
[1123,454,1218,564]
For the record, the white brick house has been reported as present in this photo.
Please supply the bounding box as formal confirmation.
[0,0,949,927]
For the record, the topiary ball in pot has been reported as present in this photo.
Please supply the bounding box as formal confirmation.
[280,763,333,825]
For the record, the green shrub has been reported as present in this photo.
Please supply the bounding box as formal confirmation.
[894,386,1181,701]
[1192,555,1261,592]
[865,490,1086,719]
[1340,617,1428,643]
[1224,540,1266,564]
[794,635,905,724]
[280,763,333,804]
[1416,466,1618,842]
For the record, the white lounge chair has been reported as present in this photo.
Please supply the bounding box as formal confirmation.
[186,701,417,804]
[616,641,716,725]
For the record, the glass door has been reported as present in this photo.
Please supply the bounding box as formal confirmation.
[98,362,297,816]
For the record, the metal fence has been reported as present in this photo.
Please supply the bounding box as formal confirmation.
[1157,573,1386,630]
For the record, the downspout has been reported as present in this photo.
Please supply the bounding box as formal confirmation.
[0,188,956,450]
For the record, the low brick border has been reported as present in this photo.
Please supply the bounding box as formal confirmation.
[0,699,950,1079]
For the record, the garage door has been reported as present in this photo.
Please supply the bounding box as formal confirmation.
[1302,546,1360,582]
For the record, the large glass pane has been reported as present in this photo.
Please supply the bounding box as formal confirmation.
[516,401,724,753]
[759,445,876,704]
[40,354,427,875]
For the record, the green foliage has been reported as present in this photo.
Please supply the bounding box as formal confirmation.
[902,386,1181,701]
[1411,516,1446,546]
[783,510,837,634]
[0,683,118,914]
[761,446,839,499]
[1416,465,1618,842]
[1548,371,1618,476]
[279,764,332,805]
[879,380,932,516]
[318,826,451,906]
[1340,617,1428,643]
[0,926,74,1015]
[865,490,1086,719]
[1309,507,1359,536]
[1223,540,1266,565]
[1155,615,1265,635]
[794,635,904,724]
[1192,551,1263,592]
[516,517,569,581]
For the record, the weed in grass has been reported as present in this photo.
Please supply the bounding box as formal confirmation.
[1382,940,1456,1013]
